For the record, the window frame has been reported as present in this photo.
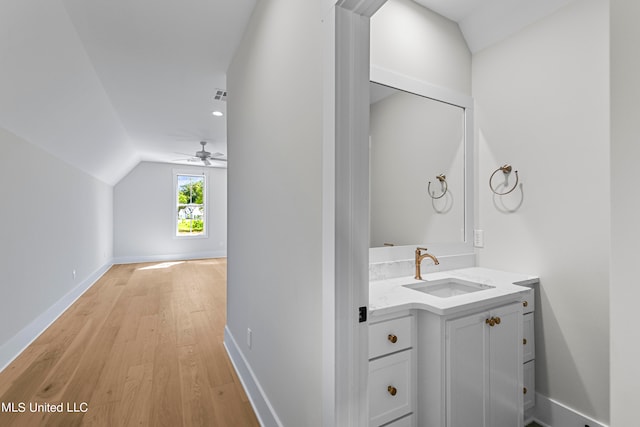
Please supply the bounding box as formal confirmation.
[173,170,208,239]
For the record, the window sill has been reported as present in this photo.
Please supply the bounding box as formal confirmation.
[174,233,209,240]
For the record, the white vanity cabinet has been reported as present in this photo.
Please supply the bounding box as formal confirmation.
[417,301,524,427]
[446,302,523,427]
[368,312,417,427]
[369,269,540,427]
[521,287,536,416]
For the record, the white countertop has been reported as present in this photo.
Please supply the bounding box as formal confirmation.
[369,267,539,318]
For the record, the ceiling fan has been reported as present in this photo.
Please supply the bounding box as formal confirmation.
[174,141,227,166]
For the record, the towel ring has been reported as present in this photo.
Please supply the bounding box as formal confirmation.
[489,164,519,195]
[428,174,448,199]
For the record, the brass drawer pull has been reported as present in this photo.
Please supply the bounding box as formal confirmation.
[388,334,398,344]
[523,338,527,345]
[523,387,528,394]
[388,385,397,396]
[523,301,529,308]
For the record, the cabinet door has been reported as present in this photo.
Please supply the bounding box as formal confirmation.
[488,303,524,427]
[446,311,489,427]
[446,302,523,427]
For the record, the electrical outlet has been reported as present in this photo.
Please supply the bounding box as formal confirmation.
[474,229,484,248]
[247,328,252,349]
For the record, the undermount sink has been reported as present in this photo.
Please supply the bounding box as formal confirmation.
[403,278,494,298]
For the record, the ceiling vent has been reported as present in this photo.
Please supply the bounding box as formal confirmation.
[213,89,227,102]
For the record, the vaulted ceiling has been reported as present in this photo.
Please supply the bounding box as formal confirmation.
[0,0,255,184]
[0,0,574,185]
[414,0,574,53]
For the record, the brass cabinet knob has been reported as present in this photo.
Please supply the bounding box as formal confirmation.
[523,387,528,394]
[523,301,529,308]
[523,338,527,345]
[388,334,398,344]
[494,317,501,325]
[387,385,397,396]
[485,318,495,327]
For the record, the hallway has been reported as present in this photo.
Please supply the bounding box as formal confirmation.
[0,259,258,426]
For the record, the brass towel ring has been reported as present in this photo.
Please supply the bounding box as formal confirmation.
[428,174,448,199]
[489,164,519,195]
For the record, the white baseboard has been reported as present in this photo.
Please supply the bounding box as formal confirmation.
[224,326,282,427]
[0,261,113,373]
[112,251,227,265]
[534,392,609,427]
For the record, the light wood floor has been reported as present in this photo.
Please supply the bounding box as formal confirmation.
[0,259,259,427]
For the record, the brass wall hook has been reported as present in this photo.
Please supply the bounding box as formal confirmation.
[428,174,448,199]
[489,164,519,195]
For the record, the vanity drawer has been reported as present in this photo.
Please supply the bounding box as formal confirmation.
[523,313,535,363]
[523,360,535,410]
[520,288,535,314]
[369,315,414,359]
[369,349,413,426]
[382,413,414,427]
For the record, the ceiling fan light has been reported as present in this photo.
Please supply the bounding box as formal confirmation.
[212,111,224,117]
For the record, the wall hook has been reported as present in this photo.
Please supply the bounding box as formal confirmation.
[489,164,519,195]
[428,174,448,199]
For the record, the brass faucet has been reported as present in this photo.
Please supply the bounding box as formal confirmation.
[415,247,439,280]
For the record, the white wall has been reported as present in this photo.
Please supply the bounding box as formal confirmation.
[610,1,640,425]
[225,0,323,425]
[0,0,139,186]
[113,161,227,262]
[0,126,113,368]
[371,0,471,95]
[473,0,609,423]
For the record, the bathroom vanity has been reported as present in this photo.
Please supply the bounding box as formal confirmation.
[367,62,539,427]
[368,268,539,427]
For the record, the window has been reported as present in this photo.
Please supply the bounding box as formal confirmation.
[175,173,207,237]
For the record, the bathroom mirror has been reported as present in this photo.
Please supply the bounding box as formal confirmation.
[369,66,473,249]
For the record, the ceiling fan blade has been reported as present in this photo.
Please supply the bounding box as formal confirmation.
[210,152,228,162]
[172,141,228,168]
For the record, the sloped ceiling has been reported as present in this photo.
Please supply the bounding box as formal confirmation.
[414,0,575,53]
[1,0,573,185]
[0,0,255,185]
